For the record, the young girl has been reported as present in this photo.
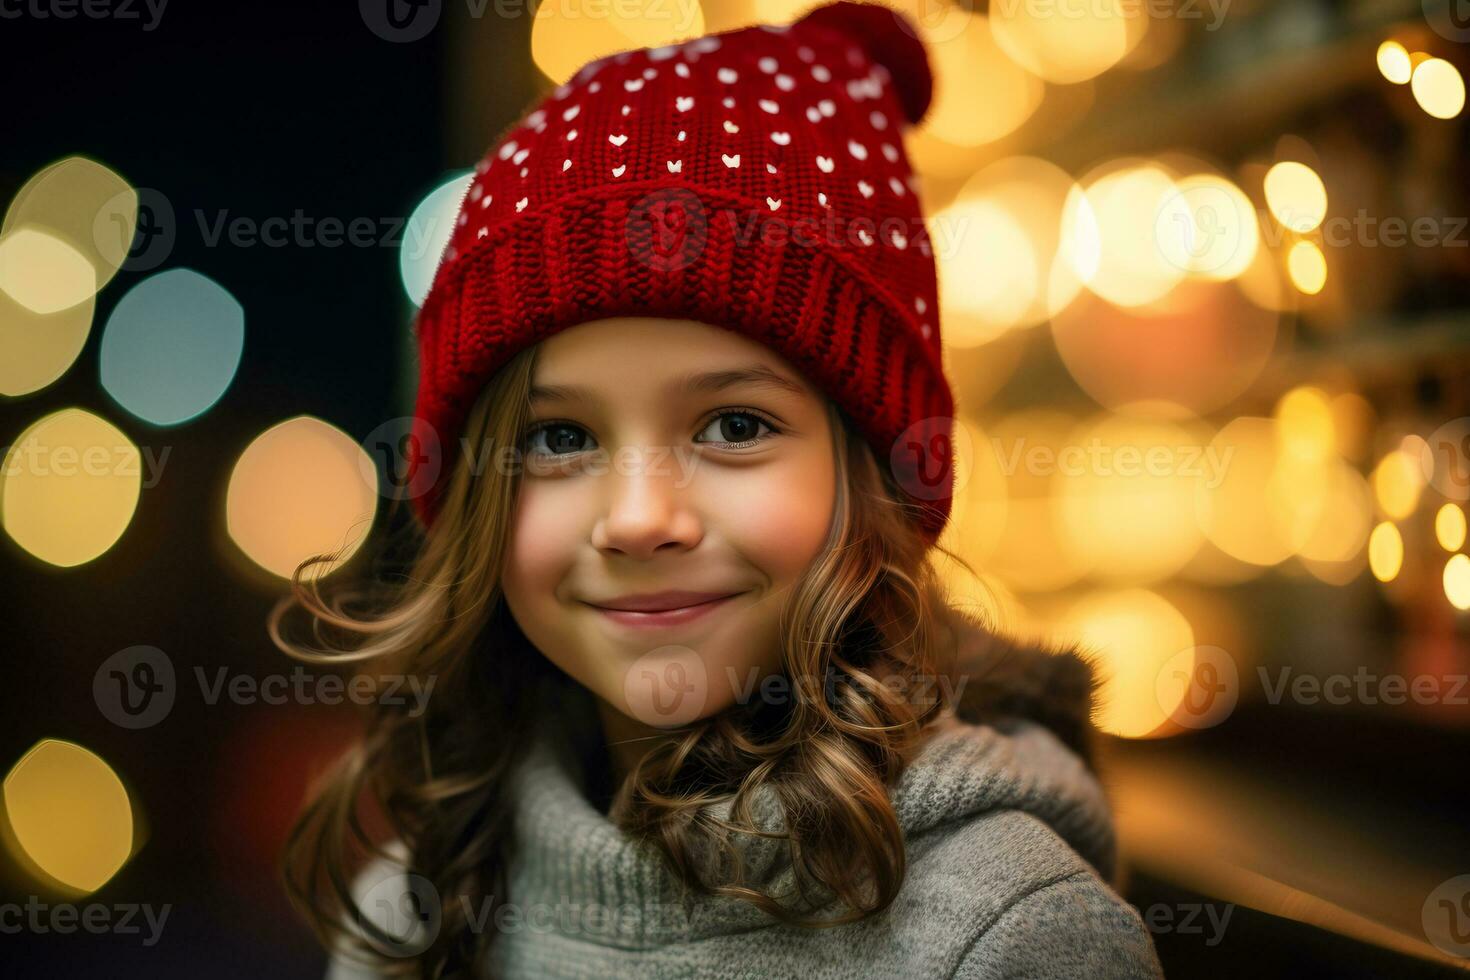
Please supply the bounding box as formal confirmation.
[273,3,1165,977]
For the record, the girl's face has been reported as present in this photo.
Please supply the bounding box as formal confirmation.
[501,317,836,730]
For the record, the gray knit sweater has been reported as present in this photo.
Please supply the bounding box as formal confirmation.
[327,610,1165,978]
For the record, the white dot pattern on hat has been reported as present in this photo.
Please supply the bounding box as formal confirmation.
[445,13,938,349]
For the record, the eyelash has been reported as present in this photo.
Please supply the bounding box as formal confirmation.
[522,407,783,458]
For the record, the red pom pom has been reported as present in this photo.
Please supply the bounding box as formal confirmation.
[796,0,933,126]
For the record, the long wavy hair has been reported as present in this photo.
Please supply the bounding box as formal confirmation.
[271,340,979,978]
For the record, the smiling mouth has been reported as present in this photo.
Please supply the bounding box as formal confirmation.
[582,592,746,628]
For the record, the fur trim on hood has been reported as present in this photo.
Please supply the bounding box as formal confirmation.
[937,602,1108,774]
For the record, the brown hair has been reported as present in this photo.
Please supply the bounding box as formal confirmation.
[270,342,977,978]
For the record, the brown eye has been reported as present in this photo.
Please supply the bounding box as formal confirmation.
[695,410,778,446]
[526,423,594,456]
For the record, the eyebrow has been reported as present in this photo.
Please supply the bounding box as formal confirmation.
[529,364,809,405]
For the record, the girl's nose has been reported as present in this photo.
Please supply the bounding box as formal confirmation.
[590,451,701,559]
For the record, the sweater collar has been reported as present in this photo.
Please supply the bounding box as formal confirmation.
[502,608,1115,947]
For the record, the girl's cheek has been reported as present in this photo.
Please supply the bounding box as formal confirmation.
[505,482,584,595]
[698,451,836,576]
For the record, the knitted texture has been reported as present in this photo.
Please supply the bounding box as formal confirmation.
[325,610,1167,977]
[408,1,957,542]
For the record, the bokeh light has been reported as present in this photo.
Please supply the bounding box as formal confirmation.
[1051,278,1279,418]
[225,416,378,579]
[921,12,1045,148]
[1066,162,1185,308]
[1264,161,1328,233]
[0,156,136,311]
[1376,41,1411,85]
[1368,521,1403,582]
[937,156,1086,345]
[982,410,1093,592]
[1436,503,1467,552]
[2,739,134,893]
[100,269,245,426]
[1154,173,1260,282]
[1276,386,1336,463]
[1372,447,1424,519]
[1287,240,1327,295]
[0,227,96,315]
[1055,415,1207,584]
[1196,417,1294,566]
[1058,588,1195,738]
[1,408,141,567]
[1445,554,1470,609]
[0,280,95,397]
[400,172,474,308]
[988,0,1137,84]
[1411,57,1465,119]
[532,0,706,86]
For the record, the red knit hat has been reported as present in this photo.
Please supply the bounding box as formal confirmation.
[408,0,956,541]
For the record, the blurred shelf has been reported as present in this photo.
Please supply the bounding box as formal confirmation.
[1022,2,1428,168]
[1254,311,1470,396]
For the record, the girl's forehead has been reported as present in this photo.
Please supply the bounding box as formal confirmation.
[533,317,814,392]
[540,316,755,356]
